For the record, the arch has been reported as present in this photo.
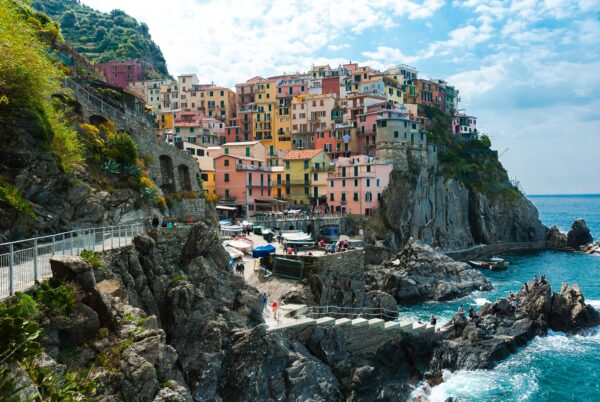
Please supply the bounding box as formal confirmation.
[306,224,313,235]
[178,164,193,192]
[288,225,295,230]
[89,114,108,126]
[159,155,176,193]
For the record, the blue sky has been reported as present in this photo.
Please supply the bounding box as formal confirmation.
[81,0,600,194]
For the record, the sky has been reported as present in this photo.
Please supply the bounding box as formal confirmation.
[80,0,600,195]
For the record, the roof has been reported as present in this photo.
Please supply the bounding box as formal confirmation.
[213,154,264,162]
[283,149,323,160]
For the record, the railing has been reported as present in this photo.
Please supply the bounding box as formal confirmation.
[251,213,345,223]
[0,223,145,299]
[302,305,399,321]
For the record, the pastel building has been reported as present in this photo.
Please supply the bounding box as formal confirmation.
[97,59,155,88]
[173,112,222,146]
[327,155,393,215]
[375,109,423,146]
[452,112,478,140]
[282,149,332,206]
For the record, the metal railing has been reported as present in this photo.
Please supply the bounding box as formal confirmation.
[0,223,145,299]
[302,305,399,321]
[251,213,345,223]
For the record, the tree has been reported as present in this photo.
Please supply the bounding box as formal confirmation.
[481,134,492,148]
[61,10,76,27]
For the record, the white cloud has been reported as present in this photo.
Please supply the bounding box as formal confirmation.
[328,44,350,51]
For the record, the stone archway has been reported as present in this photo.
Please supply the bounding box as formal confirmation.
[306,224,313,235]
[89,114,108,126]
[159,155,176,193]
[178,164,192,192]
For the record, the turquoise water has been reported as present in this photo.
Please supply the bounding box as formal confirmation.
[407,194,600,402]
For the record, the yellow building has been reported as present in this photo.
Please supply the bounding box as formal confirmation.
[157,111,174,131]
[254,78,278,164]
[282,149,332,206]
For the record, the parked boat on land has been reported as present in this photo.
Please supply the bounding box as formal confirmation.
[468,257,510,271]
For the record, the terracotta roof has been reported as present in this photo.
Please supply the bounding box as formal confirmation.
[283,149,323,160]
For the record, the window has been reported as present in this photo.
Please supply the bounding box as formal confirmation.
[330,193,334,201]
[342,179,346,187]
[354,166,358,176]
[175,127,180,133]
[377,193,382,201]
[285,161,290,169]
[354,179,358,187]
[190,127,195,133]
[366,179,371,187]
[366,192,372,202]
[394,131,399,138]
[245,147,250,157]
[220,90,224,96]
[366,165,371,173]
[225,189,229,198]
[341,193,346,202]
[342,167,346,177]
[353,192,359,201]
[224,173,230,182]
[304,160,309,169]
[201,173,208,181]
[224,159,230,166]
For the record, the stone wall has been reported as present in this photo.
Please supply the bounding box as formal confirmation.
[445,241,547,261]
[267,248,364,278]
[375,142,437,172]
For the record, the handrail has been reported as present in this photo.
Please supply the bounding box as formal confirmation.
[0,223,145,299]
[302,305,399,320]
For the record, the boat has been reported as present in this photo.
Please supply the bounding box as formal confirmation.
[284,239,315,247]
[225,246,244,259]
[281,231,312,241]
[223,240,252,254]
[252,244,276,258]
[468,257,509,271]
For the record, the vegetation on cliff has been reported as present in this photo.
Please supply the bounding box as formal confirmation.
[423,105,518,198]
[31,0,169,77]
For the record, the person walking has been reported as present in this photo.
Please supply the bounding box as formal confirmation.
[261,292,268,311]
[272,299,279,320]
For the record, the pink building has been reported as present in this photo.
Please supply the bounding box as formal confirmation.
[213,154,276,216]
[452,111,478,141]
[327,155,393,215]
[97,59,154,88]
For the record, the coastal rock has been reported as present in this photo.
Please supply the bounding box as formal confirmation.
[431,282,600,373]
[567,219,593,248]
[550,283,600,332]
[365,240,493,304]
[546,225,568,249]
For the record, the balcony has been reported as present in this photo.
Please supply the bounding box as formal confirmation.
[236,164,270,172]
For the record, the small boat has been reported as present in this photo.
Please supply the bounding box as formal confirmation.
[225,246,244,259]
[284,239,315,247]
[223,240,252,254]
[281,231,312,241]
[468,257,509,271]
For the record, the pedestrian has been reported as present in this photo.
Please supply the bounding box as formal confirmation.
[468,306,475,321]
[188,217,193,225]
[533,275,539,288]
[523,282,529,294]
[151,215,160,230]
[457,305,464,315]
[272,299,279,319]
[540,274,548,285]
[261,292,268,310]
[430,315,437,326]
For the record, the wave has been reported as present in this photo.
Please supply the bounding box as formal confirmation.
[587,299,600,309]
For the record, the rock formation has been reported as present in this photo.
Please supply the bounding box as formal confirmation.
[546,225,568,249]
[430,281,599,373]
[365,240,493,304]
[567,218,593,248]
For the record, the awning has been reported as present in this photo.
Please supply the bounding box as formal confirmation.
[216,205,237,211]
[254,198,288,204]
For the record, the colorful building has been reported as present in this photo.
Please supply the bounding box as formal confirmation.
[97,59,155,88]
[282,149,332,206]
[452,112,478,140]
[328,155,393,215]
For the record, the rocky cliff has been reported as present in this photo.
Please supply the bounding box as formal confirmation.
[365,167,547,256]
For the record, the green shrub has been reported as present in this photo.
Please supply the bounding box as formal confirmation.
[35,278,76,317]
[80,249,103,269]
[0,180,34,216]
[25,359,97,401]
[0,293,42,365]
[170,274,187,286]
[106,133,137,166]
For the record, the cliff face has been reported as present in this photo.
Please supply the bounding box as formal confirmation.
[365,153,547,254]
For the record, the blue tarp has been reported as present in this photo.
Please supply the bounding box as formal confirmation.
[252,244,276,258]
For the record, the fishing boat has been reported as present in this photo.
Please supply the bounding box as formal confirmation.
[468,257,509,271]
[223,240,252,254]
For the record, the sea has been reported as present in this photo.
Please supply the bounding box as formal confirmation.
[406,194,600,402]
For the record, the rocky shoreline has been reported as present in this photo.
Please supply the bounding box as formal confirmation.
[3,222,599,401]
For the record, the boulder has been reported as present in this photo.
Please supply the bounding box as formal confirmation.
[567,219,593,248]
[550,283,600,332]
[546,225,568,249]
[365,240,493,305]
[50,255,96,291]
